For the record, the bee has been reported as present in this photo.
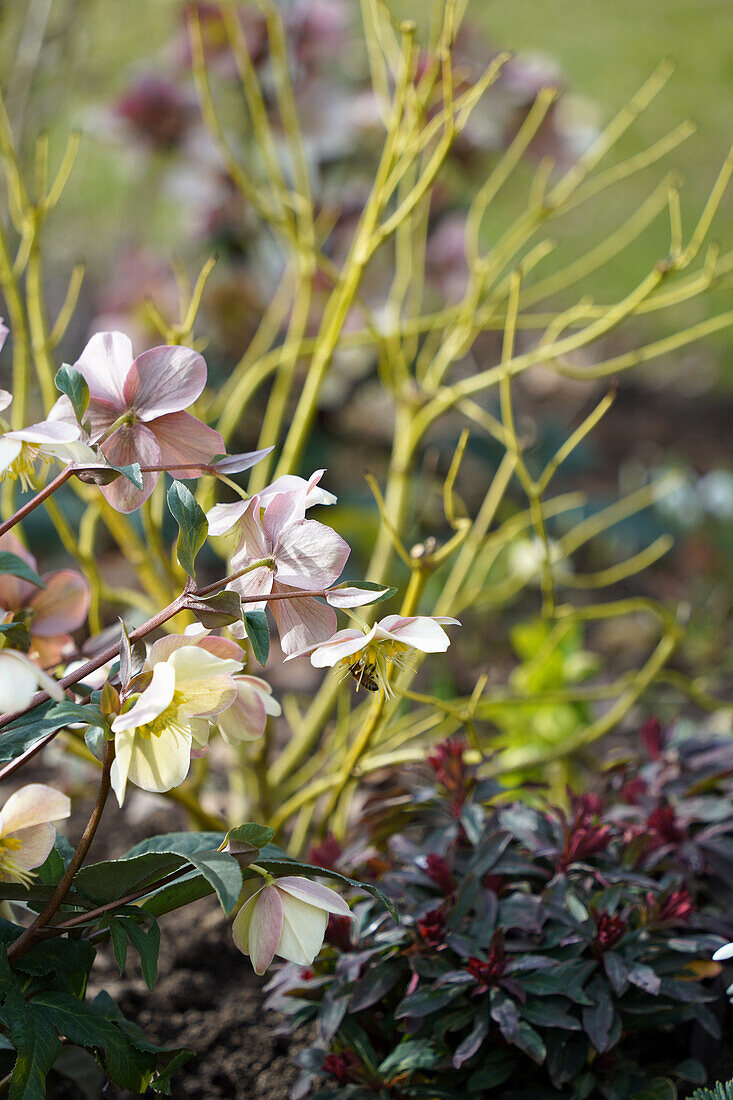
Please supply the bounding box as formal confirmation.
[347,659,379,693]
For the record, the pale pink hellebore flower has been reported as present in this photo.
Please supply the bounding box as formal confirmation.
[110,640,242,806]
[206,468,336,543]
[299,614,461,697]
[0,784,70,887]
[217,675,281,744]
[0,390,93,490]
[49,331,224,512]
[0,533,90,668]
[212,480,350,656]
[232,876,353,974]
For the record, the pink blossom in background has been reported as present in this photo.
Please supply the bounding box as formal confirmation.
[0,533,90,668]
[49,332,224,512]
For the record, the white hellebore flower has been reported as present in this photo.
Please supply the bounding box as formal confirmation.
[0,650,65,713]
[298,614,460,697]
[0,390,96,490]
[0,783,71,887]
[232,875,353,974]
[110,645,242,806]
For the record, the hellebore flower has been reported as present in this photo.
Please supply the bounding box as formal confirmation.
[0,784,70,887]
[0,650,65,713]
[0,391,93,490]
[232,875,353,974]
[217,675,281,744]
[0,533,90,667]
[49,331,225,512]
[211,478,349,656]
[299,614,460,697]
[206,468,336,543]
[110,644,242,806]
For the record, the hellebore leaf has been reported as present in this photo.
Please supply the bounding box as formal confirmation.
[105,460,144,489]
[55,364,90,424]
[167,480,208,578]
[243,610,269,666]
[0,552,44,589]
[188,589,242,629]
[0,987,62,1100]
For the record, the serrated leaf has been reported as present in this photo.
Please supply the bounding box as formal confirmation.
[0,988,61,1100]
[55,364,89,423]
[0,552,44,589]
[243,610,269,666]
[167,480,208,578]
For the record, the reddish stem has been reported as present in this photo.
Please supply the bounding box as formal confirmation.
[0,466,74,538]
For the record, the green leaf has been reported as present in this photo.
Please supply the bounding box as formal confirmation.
[167,480,208,578]
[31,991,156,1092]
[0,622,31,651]
[0,702,108,768]
[255,846,398,922]
[188,589,243,629]
[54,365,89,424]
[631,1079,677,1100]
[223,822,274,853]
[186,850,242,916]
[120,918,161,991]
[378,1039,441,1077]
[107,918,128,976]
[0,988,62,1100]
[243,609,269,666]
[0,552,44,589]
[105,460,144,489]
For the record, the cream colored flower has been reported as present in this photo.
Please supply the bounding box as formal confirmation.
[232,875,352,974]
[110,644,242,805]
[0,784,70,887]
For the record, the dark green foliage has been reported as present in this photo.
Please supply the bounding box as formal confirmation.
[268,721,733,1098]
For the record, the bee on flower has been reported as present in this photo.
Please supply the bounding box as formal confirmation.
[295,614,461,698]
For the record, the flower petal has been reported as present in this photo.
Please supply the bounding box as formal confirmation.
[228,563,274,614]
[149,411,224,477]
[0,436,22,474]
[100,422,161,512]
[258,470,336,511]
[276,890,329,965]
[112,661,176,733]
[217,678,268,744]
[262,487,308,544]
[207,500,249,538]
[0,784,70,835]
[326,584,390,608]
[167,646,241,716]
[111,730,134,807]
[247,884,284,974]
[277,877,353,917]
[231,883,263,957]
[124,346,207,419]
[0,533,38,610]
[31,571,90,636]
[210,448,273,476]
[231,496,271,560]
[274,519,349,590]
[0,651,64,710]
[126,723,193,794]
[270,588,337,657]
[377,614,459,653]
[75,332,133,410]
[307,627,374,667]
[10,823,57,871]
[6,420,80,446]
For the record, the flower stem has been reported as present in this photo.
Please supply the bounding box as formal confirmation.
[0,464,73,537]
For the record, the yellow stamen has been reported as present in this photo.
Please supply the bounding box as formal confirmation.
[0,835,34,888]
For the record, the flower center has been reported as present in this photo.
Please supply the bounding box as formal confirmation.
[339,639,416,698]
[135,690,189,740]
[0,835,34,888]
[0,439,45,491]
